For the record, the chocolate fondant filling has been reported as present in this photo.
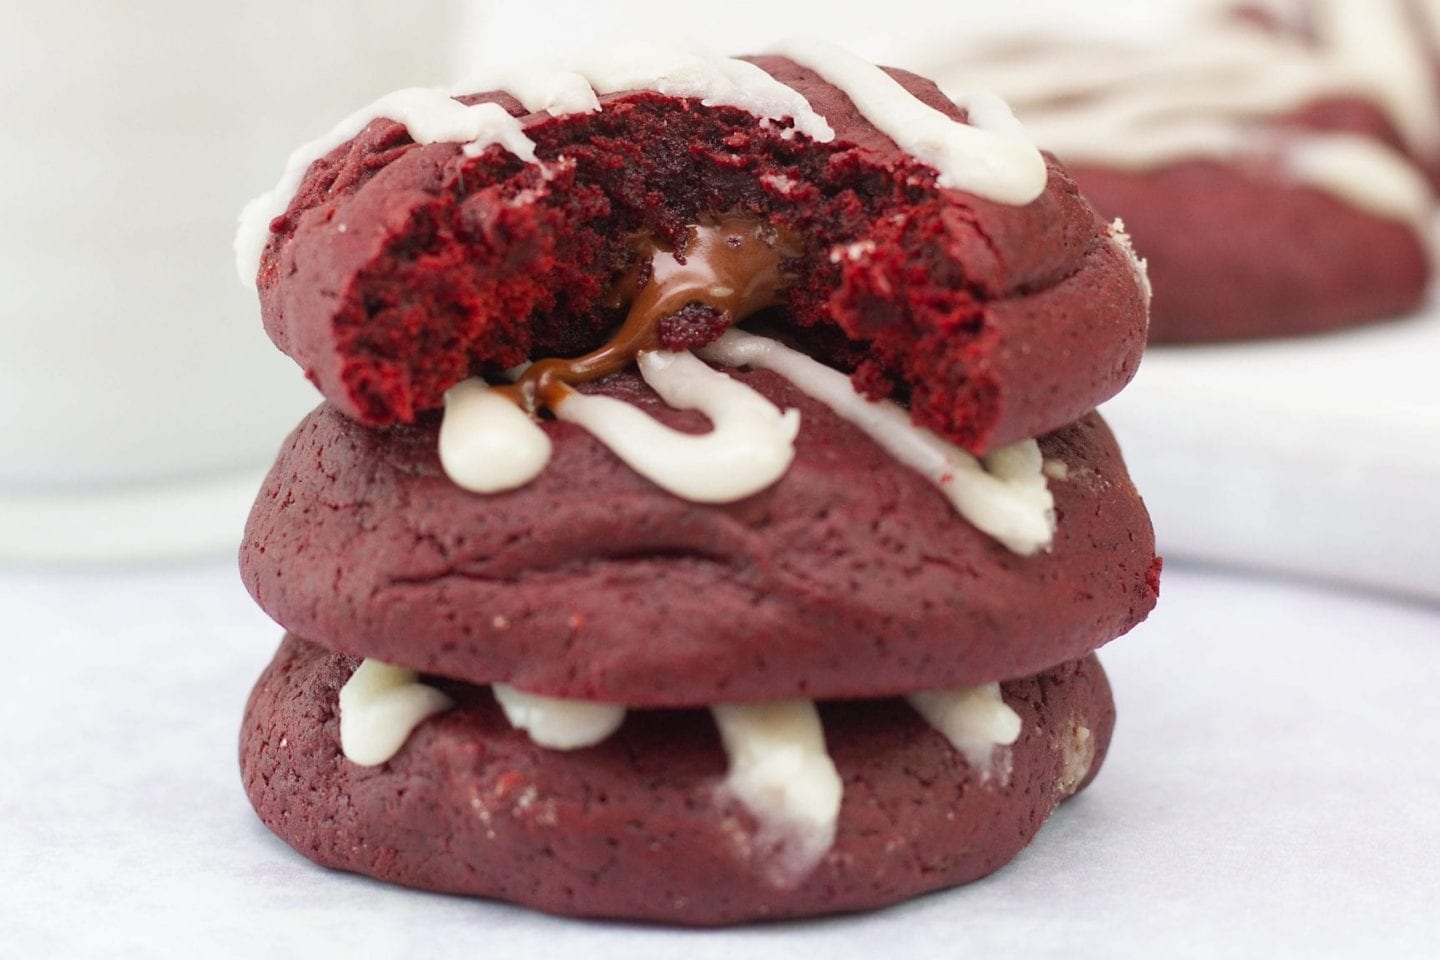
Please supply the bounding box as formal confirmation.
[495,214,798,414]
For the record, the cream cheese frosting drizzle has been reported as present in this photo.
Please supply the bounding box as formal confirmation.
[907,684,1022,785]
[552,351,800,503]
[698,330,1057,555]
[1264,0,1440,157]
[452,66,601,116]
[440,378,553,494]
[234,89,535,283]
[771,38,1047,204]
[338,659,453,766]
[491,684,626,750]
[238,41,1051,286]
[930,26,1435,233]
[566,43,835,141]
[710,699,844,887]
[438,325,1056,553]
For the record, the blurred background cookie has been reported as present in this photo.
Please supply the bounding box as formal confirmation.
[924,17,1435,343]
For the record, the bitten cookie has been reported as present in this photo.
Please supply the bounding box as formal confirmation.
[237,46,1148,453]
[241,637,1116,926]
[927,20,1435,343]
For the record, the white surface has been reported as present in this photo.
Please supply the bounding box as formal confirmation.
[0,2,465,490]
[1103,308,1440,603]
[0,467,265,566]
[3,560,1438,957]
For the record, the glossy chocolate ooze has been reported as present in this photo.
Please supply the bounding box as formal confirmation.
[496,214,797,413]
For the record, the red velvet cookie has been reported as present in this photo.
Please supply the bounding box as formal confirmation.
[241,371,1158,706]
[929,26,1435,343]
[240,52,1148,454]
[241,636,1115,926]
[235,43,1160,924]
[1070,160,1431,343]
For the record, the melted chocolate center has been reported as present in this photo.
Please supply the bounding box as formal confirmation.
[497,214,797,411]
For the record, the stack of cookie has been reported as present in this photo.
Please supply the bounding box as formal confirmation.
[925,2,1437,343]
[236,42,1160,924]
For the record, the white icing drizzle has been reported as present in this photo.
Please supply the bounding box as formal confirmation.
[1283,131,1436,234]
[930,25,1436,231]
[452,67,601,116]
[907,683,1022,785]
[437,331,1053,554]
[491,683,626,750]
[237,40,1055,286]
[234,89,536,284]
[710,699,843,887]
[440,378,553,494]
[1286,0,1440,157]
[338,659,453,766]
[771,38,1047,205]
[566,42,834,142]
[551,349,800,504]
[697,330,1056,555]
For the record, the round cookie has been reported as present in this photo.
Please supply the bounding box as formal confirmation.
[241,368,1159,706]
[927,26,1435,344]
[1071,161,1431,343]
[240,51,1149,454]
[240,636,1115,926]
[1233,0,1440,185]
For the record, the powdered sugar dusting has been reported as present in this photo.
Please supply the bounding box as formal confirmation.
[338,659,453,766]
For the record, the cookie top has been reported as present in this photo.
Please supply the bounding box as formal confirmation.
[238,43,1148,455]
[240,367,1159,706]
